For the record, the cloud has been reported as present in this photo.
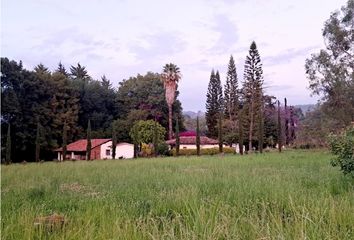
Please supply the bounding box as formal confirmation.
[129,32,187,61]
[263,45,319,66]
[208,14,239,53]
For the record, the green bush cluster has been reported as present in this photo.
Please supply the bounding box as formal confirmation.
[328,127,354,177]
[171,147,235,156]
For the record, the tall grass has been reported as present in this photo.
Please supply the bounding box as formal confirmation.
[1,150,353,239]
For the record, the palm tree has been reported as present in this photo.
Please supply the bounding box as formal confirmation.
[161,63,181,139]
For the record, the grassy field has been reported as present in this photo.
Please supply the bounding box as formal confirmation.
[1,150,354,239]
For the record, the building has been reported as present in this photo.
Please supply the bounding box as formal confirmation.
[166,136,223,149]
[55,139,134,161]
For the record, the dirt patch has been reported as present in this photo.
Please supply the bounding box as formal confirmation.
[34,213,65,229]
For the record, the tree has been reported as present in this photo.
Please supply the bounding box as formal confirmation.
[161,63,181,139]
[277,100,282,153]
[116,72,184,141]
[35,122,41,162]
[196,117,201,156]
[206,70,223,138]
[86,120,92,160]
[224,55,239,121]
[70,63,89,80]
[305,0,354,129]
[284,98,289,145]
[62,120,67,161]
[153,120,159,157]
[242,41,264,151]
[218,113,223,153]
[6,124,11,164]
[129,120,166,148]
[112,125,117,160]
[175,118,180,156]
[329,126,354,177]
[258,99,264,153]
[101,75,112,89]
[238,108,244,155]
[57,62,68,76]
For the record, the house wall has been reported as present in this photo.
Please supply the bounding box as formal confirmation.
[180,144,224,149]
[100,141,113,159]
[115,143,134,159]
[91,147,101,160]
[99,141,134,159]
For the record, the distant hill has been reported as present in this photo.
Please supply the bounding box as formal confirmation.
[183,111,205,119]
[294,104,316,114]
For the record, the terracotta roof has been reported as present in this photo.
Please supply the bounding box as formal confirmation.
[55,139,111,152]
[166,136,218,145]
[179,131,196,137]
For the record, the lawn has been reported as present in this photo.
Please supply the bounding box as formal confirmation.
[1,150,353,239]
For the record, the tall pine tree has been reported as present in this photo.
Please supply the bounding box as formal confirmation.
[277,100,282,153]
[242,41,264,151]
[224,55,239,121]
[206,70,223,138]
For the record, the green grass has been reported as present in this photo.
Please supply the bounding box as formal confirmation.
[1,150,354,239]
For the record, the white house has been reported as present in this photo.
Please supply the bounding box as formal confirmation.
[55,139,134,160]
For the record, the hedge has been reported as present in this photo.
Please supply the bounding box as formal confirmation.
[171,147,235,156]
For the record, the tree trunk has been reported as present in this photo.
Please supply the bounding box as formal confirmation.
[168,104,173,140]
[249,99,254,151]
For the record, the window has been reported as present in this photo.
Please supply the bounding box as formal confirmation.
[106,149,110,156]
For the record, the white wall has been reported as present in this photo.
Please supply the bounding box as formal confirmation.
[179,144,227,149]
[100,141,134,159]
[115,143,134,159]
[100,141,113,159]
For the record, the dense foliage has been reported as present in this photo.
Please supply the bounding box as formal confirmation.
[329,127,354,177]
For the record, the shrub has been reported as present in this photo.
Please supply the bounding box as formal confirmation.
[328,127,354,177]
[171,147,235,156]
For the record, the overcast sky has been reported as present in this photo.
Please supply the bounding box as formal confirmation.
[1,0,347,111]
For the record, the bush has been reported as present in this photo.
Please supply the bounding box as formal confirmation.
[171,147,235,156]
[156,142,171,156]
[328,127,354,177]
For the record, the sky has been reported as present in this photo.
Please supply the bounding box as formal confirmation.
[1,0,347,111]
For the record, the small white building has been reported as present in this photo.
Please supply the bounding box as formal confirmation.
[166,136,225,149]
[55,139,134,160]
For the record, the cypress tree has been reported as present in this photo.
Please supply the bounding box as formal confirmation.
[35,122,41,162]
[277,100,282,153]
[86,120,92,160]
[196,117,201,156]
[112,125,117,159]
[175,118,180,156]
[206,70,223,138]
[153,120,158,157]
[218,113,223,153]
[239,109,244,155]
[62,120,67,161]
[284,98,289,145]
[224,55,239,121]
[6,124,11,164]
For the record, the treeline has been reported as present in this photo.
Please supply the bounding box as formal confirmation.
[205,42,302,152]
[1,58,183,162]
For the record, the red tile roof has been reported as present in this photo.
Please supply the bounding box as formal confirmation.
[166,136,218,145]
[55,139,111,152]
[179,131,196,137]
